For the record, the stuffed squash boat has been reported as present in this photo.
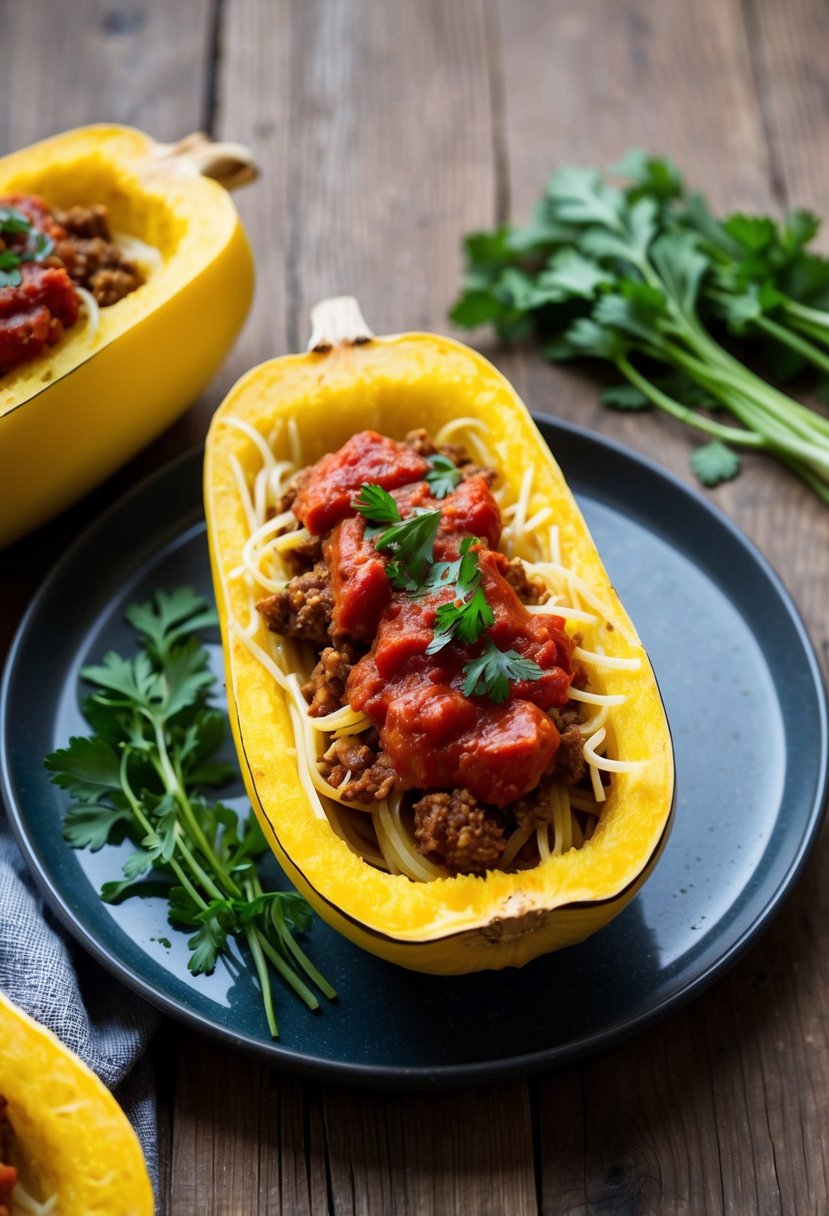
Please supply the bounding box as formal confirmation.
[204,297,675,974]
[0,991,152,1214]
[0,124,256,546]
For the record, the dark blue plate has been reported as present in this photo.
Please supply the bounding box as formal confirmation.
[2,419,826,1085]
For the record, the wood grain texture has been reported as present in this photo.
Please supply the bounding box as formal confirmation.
[492,0,829,669]
[3,1,829,1214]
[169,1037,328,1215]
[322,1083,537,1216]
[0,0,214,151]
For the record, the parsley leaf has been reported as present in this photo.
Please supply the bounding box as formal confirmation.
[539,248,614,300]
[63,802,132,851]
[600,384,651,411]
[462,642,545,704]
[424,536,480,597]
[352,483,402,526]
[427,586,494,654]
[690,441,741,487]
[125,587,217,667]
[0,207,32,235]
[374,508,442,589]
[188,903,232,975]
[0,210,55,289]
[425,454,462,498]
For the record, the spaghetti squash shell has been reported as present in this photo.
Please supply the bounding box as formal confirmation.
[204,299,675,974]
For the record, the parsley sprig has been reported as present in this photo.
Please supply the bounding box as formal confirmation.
[462,642,545,704]
[44,587,335,1038]
[425,453,462,498]
[450,149,829,500]
[425,538,493,653]
[353,483,441,590]
[0,208,54,289]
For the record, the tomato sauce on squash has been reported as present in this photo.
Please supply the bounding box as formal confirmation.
[298,430,576,806]
[0,195,79,374]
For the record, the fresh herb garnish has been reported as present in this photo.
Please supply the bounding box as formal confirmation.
[352,483,402,527]
[0,209,55,289]
[423,535,480,597]
[462,642,545,704]
[425,453,462,498]
[373,507,442,590]
[423,538,495,653]
[450,149,829,503]
[0,207,32,235]
[44,587,335,1038]
[427,586,494,654]
[353,482,443,588]
[352,489,542,695]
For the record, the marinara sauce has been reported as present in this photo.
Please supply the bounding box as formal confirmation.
[295,430,575,806]
[0,195,79,374]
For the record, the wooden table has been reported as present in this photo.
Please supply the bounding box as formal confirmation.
[3,2,829,1212]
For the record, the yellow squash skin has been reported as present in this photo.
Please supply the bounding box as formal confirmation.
[0,991,153,1213]
[0,124,254,547]
[204,315,675,975]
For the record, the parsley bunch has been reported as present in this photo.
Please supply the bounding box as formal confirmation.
[450,149,829,499]
[0,207,54,288]
[44,587,335,1039]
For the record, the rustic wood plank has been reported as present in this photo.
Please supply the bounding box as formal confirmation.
[738,0,829,652]
[491,0,773,467]
[210,0,293,391]
[170,1036,329,1215]
[743,0,829,223]
[0,0,213,153]
[278,0,497,341]
[492,3,829,1215]
[322,1083,537,1216]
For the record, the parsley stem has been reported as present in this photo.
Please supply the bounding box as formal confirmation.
[616,356,765,448]
[243,878,320,1010]
[151,718,243,899]
[787,314,829,348]
[175,837,227,902]
[669,327,829,445]
[655,343,829,468]
[119,748,209,911]
[752,314,829,383]
[271,898,337,1000]
[783,299,829,333]
[244,922,279,1038]
[255,930,320,1010]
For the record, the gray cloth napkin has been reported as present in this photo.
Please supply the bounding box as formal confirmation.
[0,816,160,1190]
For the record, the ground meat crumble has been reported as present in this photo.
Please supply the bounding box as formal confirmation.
[413,788,506,874]
[257,562,333,646]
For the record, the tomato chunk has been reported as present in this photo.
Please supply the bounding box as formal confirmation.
[293,430,429,534]
[324,516,391,640]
